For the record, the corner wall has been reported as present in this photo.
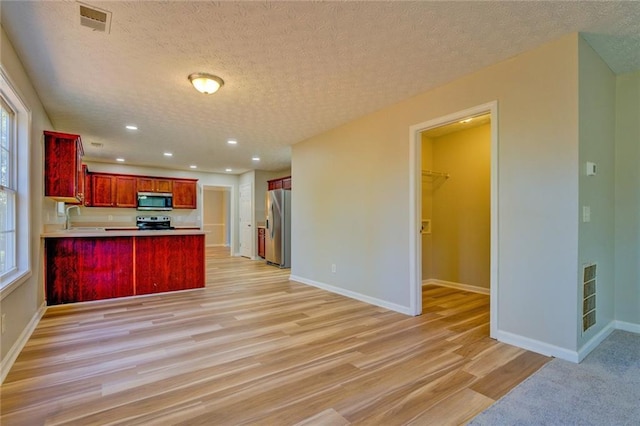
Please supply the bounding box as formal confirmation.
[291,33,581,355]
[577,37,617,352]
[424,124,491,289]
[614,71,640,329]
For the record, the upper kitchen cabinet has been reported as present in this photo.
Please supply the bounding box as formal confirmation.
[89,173,136,208]
[267,176,292,190]
[172,179,198,209]
[44,131,84,203]
[136,177,173,193]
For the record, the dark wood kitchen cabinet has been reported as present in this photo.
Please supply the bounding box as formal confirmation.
[257,227,265,258]
[267,176,291,190]
[135,234,205,294]
[89,173,136,207]
[45,233,205,305]
[172,179,198,209]
[136,177,173,193]
[45,237,134,305]
[44,131,85,203]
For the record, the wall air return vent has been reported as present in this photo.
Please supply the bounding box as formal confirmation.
[79,2,112,34]
[582,263,597,333]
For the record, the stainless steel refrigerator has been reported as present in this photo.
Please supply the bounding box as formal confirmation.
[265,189,291,268]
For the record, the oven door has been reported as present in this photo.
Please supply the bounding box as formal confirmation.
[137,192,173,211]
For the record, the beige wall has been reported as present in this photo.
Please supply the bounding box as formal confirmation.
[422,124,490,289]
[421,134,433,279]
[292,33,581,354]
[0,27,54,366]
[614,71,640,327]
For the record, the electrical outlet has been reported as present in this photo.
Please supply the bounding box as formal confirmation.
[1,314,5,334]
[108,215,113,221]
[331,264,336,273]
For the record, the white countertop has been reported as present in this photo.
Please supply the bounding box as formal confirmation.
[42,228,206,238]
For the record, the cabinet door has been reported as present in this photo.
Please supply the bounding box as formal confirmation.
[45,237,134,305]
[136,177,154,192]
[172,180,197,209]
[258,228,265,258]
[282,177,292,190]
[91,174,115,207]
[84,167,92,207]
[115,176,136,207]
[44,131,84,202]
[135,235,204,294]
[156,179,173,193]
[268,179,283,190]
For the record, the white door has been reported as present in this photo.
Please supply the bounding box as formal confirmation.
[239,183,253,258]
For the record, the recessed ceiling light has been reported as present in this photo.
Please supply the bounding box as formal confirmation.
[125,125,138,130]
[116,158,125,162]
[189,165,197,169]
[252,157,260,161]
[459,118,472,124]
[164,152,173,157]
[225,168,232,172]
[227,139,237,145]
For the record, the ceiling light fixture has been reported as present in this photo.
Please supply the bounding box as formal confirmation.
[227,139,237,145]
[116,158,125,162]
[189,165,197,169]
[164,152,173,157]
[225,168,232,172]
[252,157,260,161]
[125,125,138,130]
[188,73,224,94]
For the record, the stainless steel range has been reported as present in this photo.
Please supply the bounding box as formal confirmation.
[136,215,174,230]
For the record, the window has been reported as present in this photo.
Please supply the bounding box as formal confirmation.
[0,68,31,295]
[0,97,16,276]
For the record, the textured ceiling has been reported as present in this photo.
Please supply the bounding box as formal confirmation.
[1,1,639,174]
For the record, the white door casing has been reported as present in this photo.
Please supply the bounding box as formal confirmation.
[239,183,253,258]
[409,101,499,339]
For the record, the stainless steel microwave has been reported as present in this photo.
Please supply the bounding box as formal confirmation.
[137,192,173,211]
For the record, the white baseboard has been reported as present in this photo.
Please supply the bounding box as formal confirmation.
[495,329,580,362]
[615,320,640,334]
[289,275,413,315]
[423,278,490,295]
[1,302,47,384]
[577,321,616,362]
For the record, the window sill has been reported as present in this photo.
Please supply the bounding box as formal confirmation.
[0,269,32,302]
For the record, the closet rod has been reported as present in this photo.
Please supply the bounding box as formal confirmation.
[422,169,450,179]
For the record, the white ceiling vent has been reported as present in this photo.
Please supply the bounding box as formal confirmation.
[78,2,112,34]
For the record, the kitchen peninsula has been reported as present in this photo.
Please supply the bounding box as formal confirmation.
[43,229,205,305]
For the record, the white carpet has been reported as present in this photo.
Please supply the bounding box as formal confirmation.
[469,330,640,425]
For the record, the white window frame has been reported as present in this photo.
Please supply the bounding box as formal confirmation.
[0,67,32,299]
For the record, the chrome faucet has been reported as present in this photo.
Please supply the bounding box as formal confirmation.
[65,205,81,230]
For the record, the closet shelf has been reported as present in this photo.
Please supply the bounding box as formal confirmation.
[422,169,450,179]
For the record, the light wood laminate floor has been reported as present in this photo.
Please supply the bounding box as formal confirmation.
[1,247,550,425]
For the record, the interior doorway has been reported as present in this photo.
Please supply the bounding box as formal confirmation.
[409,101,498,338]
[202,186,231,247]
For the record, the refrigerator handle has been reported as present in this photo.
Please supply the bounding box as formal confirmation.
[270,203,275,239]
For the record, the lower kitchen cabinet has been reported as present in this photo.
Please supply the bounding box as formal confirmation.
[46,237,134,305]
[257,227,265,258]
[45,233,205,305]
[135,235,205,294]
